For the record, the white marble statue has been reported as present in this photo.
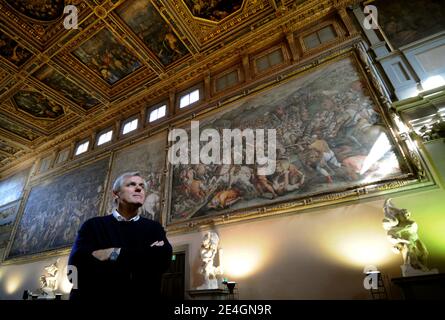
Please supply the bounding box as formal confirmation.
[38,258,60,298]
[197,231,223,290]
[383,199,438,277]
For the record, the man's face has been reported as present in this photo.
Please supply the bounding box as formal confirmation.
[115,175,146,207]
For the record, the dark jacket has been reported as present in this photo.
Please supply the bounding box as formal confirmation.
[68,214,172,300]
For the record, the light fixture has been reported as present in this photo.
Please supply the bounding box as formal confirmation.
[222,279,237,294]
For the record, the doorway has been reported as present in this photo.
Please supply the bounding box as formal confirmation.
[161,251,186,300]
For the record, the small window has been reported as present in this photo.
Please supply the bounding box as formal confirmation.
[255,49,284,73]
[97,130,113,146]
[122,118,138,134]
[303,25,336,50]
[75,141,89,156]
[149,105,166,122]
[215,70,239,92]
[56,148,70,164]
[179,89,200,109]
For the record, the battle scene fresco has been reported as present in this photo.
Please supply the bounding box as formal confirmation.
[0,117,40,141]
[73,29,142,85]
[169,57,407,223]
[105,132,167,222]
[0,202,20,260]
[12,90,64,119]
[117,0,189,66]
[5,0,65,21]
[0,31,32,67]
[34,65,100,110]
[7,157,110,259]
[374,0,445,48]
[0,168,30,208]
[184,0,243,21]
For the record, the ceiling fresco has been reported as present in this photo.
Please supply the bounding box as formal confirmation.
[0,0,356,172]
[183,0,244,21]
[72,28,143,85]
[12,90,64,119]
[5,0,65,22]
[0,116,40,141]
[117,0,189,66]
[0,31,32,67]
[34,65,99,110]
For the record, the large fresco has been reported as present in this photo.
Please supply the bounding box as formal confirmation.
[168,56,407,223]
[73,29,142,85]
[34,65,100,110]
[117,0,189,66]
[7,157,110,259]
[0,31,32,67]
[12,91,64,119]
[0,201,20,260]
[105,132,167,222]
[0,117,40,141]
[0,167,30,207]
[5,0,65,21]
[375,0,445,48]
[184,0,243,21]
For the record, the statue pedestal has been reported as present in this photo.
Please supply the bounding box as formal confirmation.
[187,289,229,300]
[392,273,445,299]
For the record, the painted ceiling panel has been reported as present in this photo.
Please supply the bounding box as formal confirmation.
[12,90,64,119]
[72,28,143,85]
[5,0,65,22]
[0,117,40,141]
[183,0,244,21]
[34,65,100,110]
[117,0,189,66]
[0,31,32,67]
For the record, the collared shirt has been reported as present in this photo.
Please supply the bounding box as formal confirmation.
[112,209,140,222]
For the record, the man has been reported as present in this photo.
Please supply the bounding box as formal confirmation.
[68,171,172,300]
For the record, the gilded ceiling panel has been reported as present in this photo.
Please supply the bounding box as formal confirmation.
[0,138,20,154]
[12,90,64,119]
[0,141,19,155]
[183,0,244,21]
[4,0,65,22]
[0,117,40,141]
[72,28,143,85]
[0,31,32,67]
[116,0,189,66]
[34,65,100,110]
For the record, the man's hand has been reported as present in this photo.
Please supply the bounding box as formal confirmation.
[92,248,115,261]
[150,240,164,247]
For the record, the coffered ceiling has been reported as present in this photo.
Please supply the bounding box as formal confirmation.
[0,0,358,174]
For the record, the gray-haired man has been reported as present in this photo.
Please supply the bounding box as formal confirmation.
[68,171,172,300]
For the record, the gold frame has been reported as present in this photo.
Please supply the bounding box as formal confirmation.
[164,46,435,234]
